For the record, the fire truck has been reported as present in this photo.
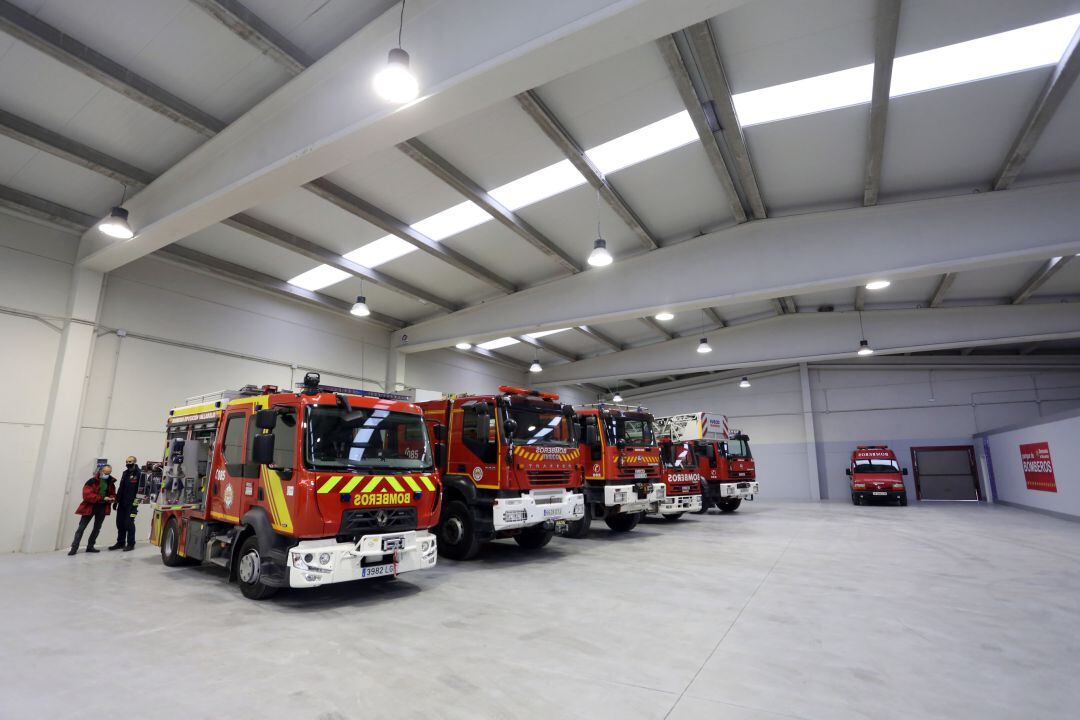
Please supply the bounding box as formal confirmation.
[566,404,664,537]
[652,437,703,520]
[149,373,440,600]
[655,412,758,513]
[847,445,908,505]
[418,386,585,560]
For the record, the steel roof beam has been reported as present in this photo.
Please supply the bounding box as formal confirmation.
[993,25,1080,190]
[854,286,866,312]
[929,272,957,308]
[685,21,766,220]
[516,90,659,251]
[575,325,624,353]
[656,33,747,223]
[398,139,581,273]
[464,346,530,372]
[188,0,312,76]
[639,317,675,341]
[0,183,95,232]
[704,307,727,327]
[1011,256,1073,304]
[863,0,901,207]
[515,335,579,363]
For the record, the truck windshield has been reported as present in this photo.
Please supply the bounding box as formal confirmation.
[854,459,899,473]
[505,402,574,446]
[305,406,431,471]
[604,414,656,446]
[726,438,751,458]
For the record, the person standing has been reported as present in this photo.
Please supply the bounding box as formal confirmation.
[109,456,142,551]
[69,466,117,555]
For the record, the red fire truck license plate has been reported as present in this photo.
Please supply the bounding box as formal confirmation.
[362,564,394,578]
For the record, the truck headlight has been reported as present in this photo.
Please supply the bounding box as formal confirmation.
[319,552,332,566]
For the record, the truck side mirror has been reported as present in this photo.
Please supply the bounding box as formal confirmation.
[255,408,278,430]
[251,433,275,465]
[572,419,582,443]
[434,442,447,468]
[586,426,598,447]
[703,444,715,460]
[503,417,518,436]
[845,468,852,476]
[432,422,447,442]
[902,467,909,476]
[659,444,671,464]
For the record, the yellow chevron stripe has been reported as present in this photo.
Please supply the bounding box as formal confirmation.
[318,475,343,494]
[419,476,435,491]
[340,476,363,493]
[362,476,382,493]
[263,467,293,533]
[403,476,421,492]
[385,477,404,492]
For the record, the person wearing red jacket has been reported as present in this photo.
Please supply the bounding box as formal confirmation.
[68,466,117,556]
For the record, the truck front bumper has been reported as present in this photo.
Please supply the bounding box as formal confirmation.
[652,493,703,515]
[603,483,664,514]
[492,489,585,532]
[287,530,437,588]
[720,481,759,500]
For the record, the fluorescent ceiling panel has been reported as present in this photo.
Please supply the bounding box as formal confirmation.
[489,160,587,210]
[585,111,698,175]
[343,234,415,268]
[411,200,491,241]
[524,328,569,339]
[288,264,350,291]
[477,336,520,350]
[733,13,1080,127]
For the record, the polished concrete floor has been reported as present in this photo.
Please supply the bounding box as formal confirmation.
[3,501,1078,719]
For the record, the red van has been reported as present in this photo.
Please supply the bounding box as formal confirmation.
[847,446,908,506]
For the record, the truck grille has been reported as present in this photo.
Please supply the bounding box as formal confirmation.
[616,468,659,481]
[338,507,416,540]
[527,469,573,487]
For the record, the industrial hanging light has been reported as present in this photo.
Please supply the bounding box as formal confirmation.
[99,185,134,239]
[865,279,891,290]
[587,189,612,267]
[695,309,711,353]
[856,311,873,355]
[654,311,674,321]
[455,342,472,350]
[350,295,371,317]
[373,1,419,103]
[529,359,542,373]
[612,392,623,403]
[739,376,751,388]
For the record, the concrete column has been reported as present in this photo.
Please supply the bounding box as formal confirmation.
[21,267,104,552]
[799,363,823,501]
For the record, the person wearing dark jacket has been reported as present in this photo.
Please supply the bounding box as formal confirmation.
[69,466,117,555]
[109,456,142,551]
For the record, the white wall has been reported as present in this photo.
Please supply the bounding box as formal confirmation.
[981,409,1080,519]
[404,349,524,397]
[633,366,1080,501]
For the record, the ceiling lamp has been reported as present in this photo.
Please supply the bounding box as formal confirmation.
[529,359,542,373]
[588,238,612,267]
[373,2,419,103]
[857,339,874,356]
[865,279,891,290]
[350,295,371,317]
[98,205,133,239]
[739,376,751,388]
[697,337,712,354]
[655,311,674,321]
[612,392,623,403]
[455,342,472,350]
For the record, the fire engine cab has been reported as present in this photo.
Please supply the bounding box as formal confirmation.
[149,373,440,599]
[847,445,909,505]
[655,412,758,513]
[653,437,704,520]
[567,404,664,537]
[418,386,584,560]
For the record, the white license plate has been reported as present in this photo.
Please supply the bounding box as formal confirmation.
[634,469,646,479]
[381,536,405,551]
[613,491,627,503]
[872,491,887,496]
[504,509,527,523]
[361,563,395,578]
[542,506,563,517]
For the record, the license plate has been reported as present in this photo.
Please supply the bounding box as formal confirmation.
[381,536,405,551]
[634,469,646,479]
[613,491,627,503]
[737,482,750,489]
[542,506,563,517]
[872,491,887,496]
[504,509,527,523]
[361,563,394,578]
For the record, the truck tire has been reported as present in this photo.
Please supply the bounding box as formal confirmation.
[160,518,184,567]
[898,494,908,506]
[236,535,279,600]
[717,498,742,513]
[437,500,481,561]
[514,524,554,550]
[563,505,592,539]
[662,512,684,522]
[604,512,641,532]
[851,493,862,506]
[695,492,712,514]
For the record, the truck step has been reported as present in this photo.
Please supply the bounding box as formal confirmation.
[208,534,232,545]
[207,556,229,568]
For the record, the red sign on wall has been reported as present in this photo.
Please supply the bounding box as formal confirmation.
[1019,442,1057,493]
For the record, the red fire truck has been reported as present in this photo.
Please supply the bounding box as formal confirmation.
[652,437,704,521]
[655,412,758,513]
[847,445,908,505]
[149,373,440,599]
[566,404,664,537]
[418,386,585,560]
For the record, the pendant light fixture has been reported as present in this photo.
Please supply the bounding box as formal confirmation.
[455,342,472,350]
[98,185,134,239]
[374,1,419,103]
[529,358,542,373]
[696,309,712,353]
[856,311,873,356]
[587,189,613,267]
[612,392,623,403]
[738,376,751,388]
[655,311,674,321]
[350,279,371,317]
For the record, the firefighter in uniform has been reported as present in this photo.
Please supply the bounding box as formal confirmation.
[109,456,142,551]
[68,466,117,555]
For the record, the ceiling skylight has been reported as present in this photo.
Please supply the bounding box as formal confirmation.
[477,336,520,350]
[489,160,587,210]
[732,12,1080,127]
[344,235,415,268]
[524,328,569,339]
[288,264,350,291]
[411,200,491,241]
[585,111,698,174]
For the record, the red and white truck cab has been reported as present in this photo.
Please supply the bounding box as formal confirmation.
[847,445,909,506]
[652,437,704,520]
[656,412,759,513]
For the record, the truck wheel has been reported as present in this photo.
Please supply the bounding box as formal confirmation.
[160,518,184,567]
[605,512,641,532]
[437,501,480,560]
[662,512,684,522]
[563,505,592,539]
[514,524,553,550]
[695,494,711,514]
[898,495,908,506]
[717,498,742,513]
[236,535,279,600]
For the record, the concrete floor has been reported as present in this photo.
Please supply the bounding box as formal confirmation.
[2,502,1079,720]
